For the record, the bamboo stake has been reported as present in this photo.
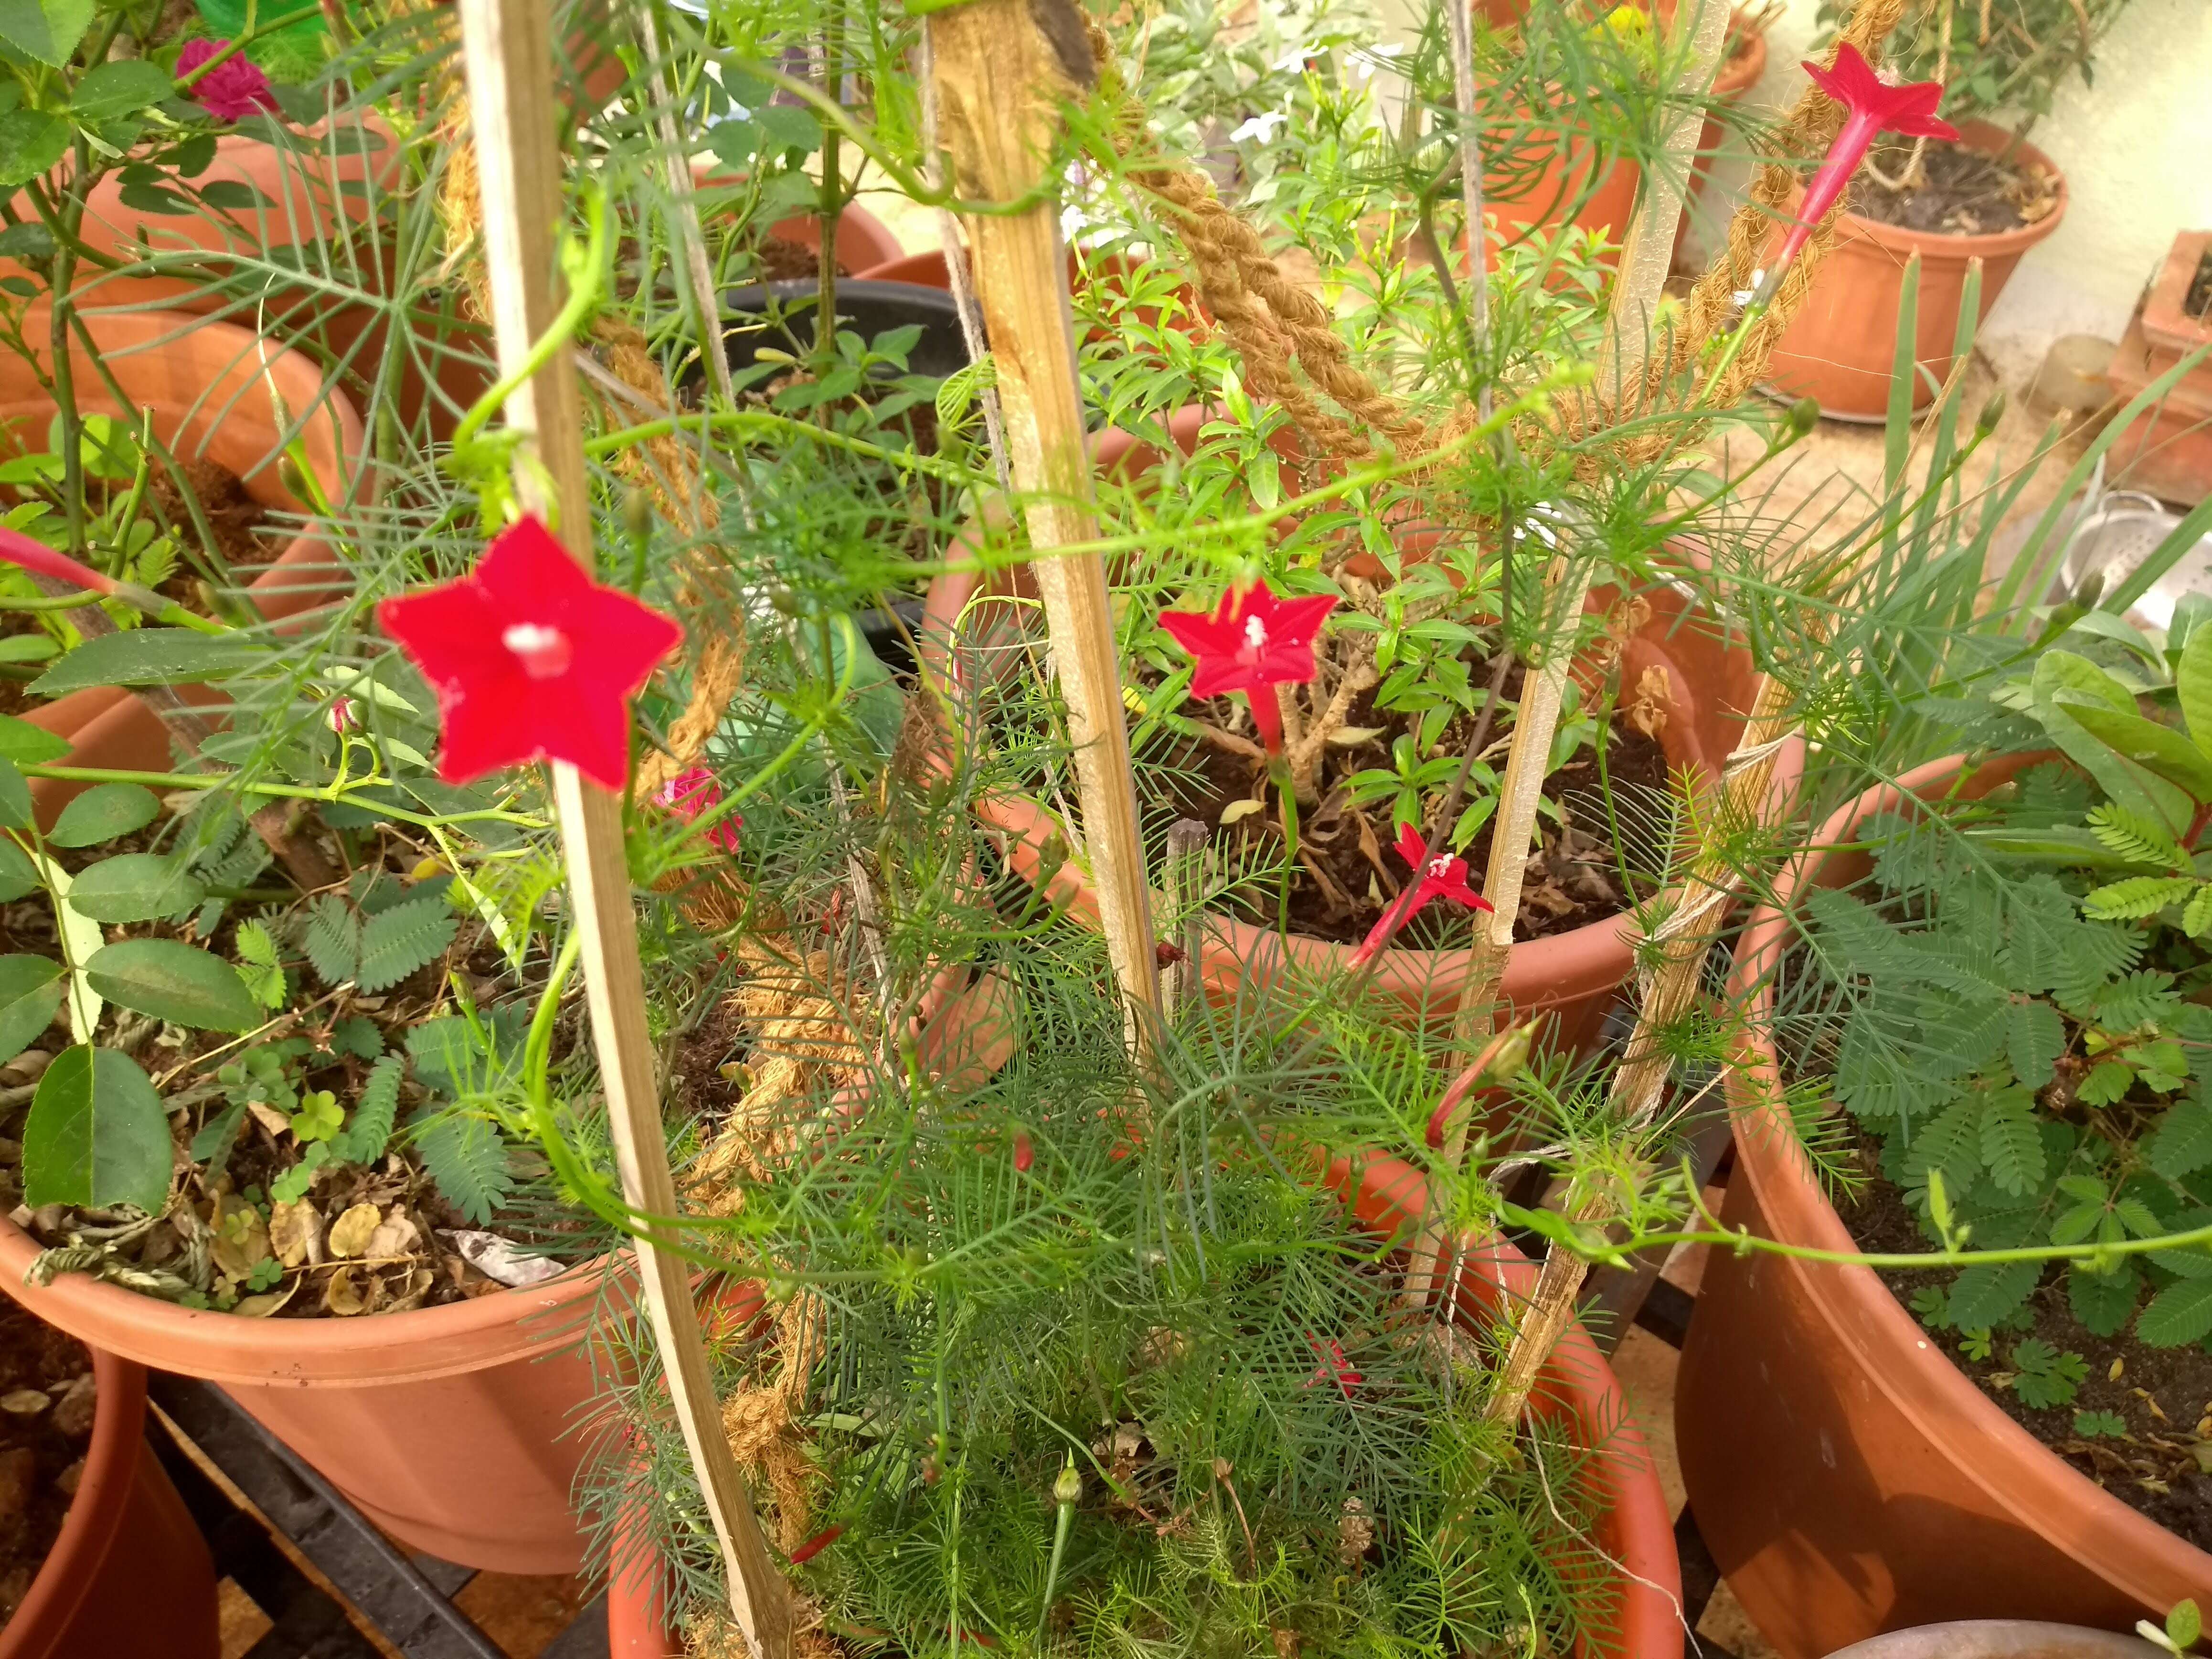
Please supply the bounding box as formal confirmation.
[452,0,790,1649]
[925,0,1162,1057]
[636,1,735,410]
[1486,673,1797,1425]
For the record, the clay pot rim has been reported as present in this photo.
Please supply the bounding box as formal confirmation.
[1712,15,1767,99]
[1819,119,2069,260]
[1725,749,2212,1603]
[2142,229,2212,356]
[0,1346,142,1659]
[1819,1619,2164,1659]
[0,1217,611,1385]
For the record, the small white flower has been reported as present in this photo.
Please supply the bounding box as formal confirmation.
[1272,43,1314,73]
[1230,109,1288,145]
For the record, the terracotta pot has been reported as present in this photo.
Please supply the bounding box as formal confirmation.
[606,1152,1682,1658]
[920,405,1781,1041]
[2,307,368,826]
[756,202,905,279]
[1765,123,2067,419]
[1820,1625,2162,1659]
[1676,752,2212,1659]
[0,1347,219,1659]
[2103,231,2212,508]
[0,1221,613,1574]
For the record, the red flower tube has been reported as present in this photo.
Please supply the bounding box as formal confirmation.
[1158,581,1338,755]
[1771,43,1958,284]
[1349,823,1493,968]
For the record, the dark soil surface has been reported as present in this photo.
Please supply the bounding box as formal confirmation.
[756,237,853,283]
[0,1296,95,1622]
[152,457,280,576]
[1145,663,1666,946]
[2188,252,2212,324]
[1840,1144,2212,1551]
[1849,139,2061,238]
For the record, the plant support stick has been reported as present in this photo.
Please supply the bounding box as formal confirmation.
[452,0,790,1648]
[925,0,1163,1056]
[1486,673,1797,1425]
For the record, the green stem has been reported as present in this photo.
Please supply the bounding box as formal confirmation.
[1274,756,1297,938]
[1036,1461,1077,1647]
[172,4,323,86]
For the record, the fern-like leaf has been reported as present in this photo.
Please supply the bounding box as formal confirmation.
[2146,1097,2212,1179]
[233,919,286,1010]
[356,895,457,992]
[299,894,362,988]
[2085,801,2191,871]
[330,1055,403,1167]
[2137,1278,2212,1348]
[2069,1261,2139,1337]
[2184,884,2212,938]
[2005,1000,2066,1091]
[1946,1258,2039,1330]
[2082,875,2196,922]
[1978,1087,2046,1198]
[2092,969,2184,1033]
[409,1108,513,1224]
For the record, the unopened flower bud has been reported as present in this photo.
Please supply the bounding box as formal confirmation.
[622,486,653,542]
[768,585,799,617]
[278,455,308,498]
[326,696,359,733]
[1976,390,2007,436]
[1053,1464,1082,1507]
[1780,398,1820,444]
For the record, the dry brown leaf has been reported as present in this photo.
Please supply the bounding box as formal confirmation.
[366,1213,420,1261]
[245,1099,291,1140]
[1626,663,1673,740]
[323,1265,377,1316]
[328,1203,381,1260]
[268,1200,322,1269]
[0,1390,49,1416]
[233,1279,297,1318]
[210,1197,272,1279]
[384,1266,436,1313]
[1337,1496,1374,1563]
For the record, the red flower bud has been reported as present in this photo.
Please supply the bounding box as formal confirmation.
[1013,1132,1034,1173]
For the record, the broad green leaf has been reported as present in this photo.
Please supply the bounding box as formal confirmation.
[0,954,61,1064]
[0,837,34,902]
[0,713,67,766]
[32,627,264,694]
[2033,699,2192,837]
[70,58,171,118]
[2049,695,2212,802]
[20,1043,169,1215]
[67,854,205,924]
[2034,648,2138,715]
[0,754,30,831]
[0,108,67,188]
[0,636,54,665]
[85,938,261,1031]
[2169,1600,2202,1654]
[48,782,160,849]
[2180,611,2212,760]
[0,0,94,64]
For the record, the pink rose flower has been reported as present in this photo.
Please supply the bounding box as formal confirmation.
[177,40,280,123]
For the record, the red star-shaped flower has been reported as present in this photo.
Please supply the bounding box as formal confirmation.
[1303,1332,1362,1397]
[1773,43,1959,279]
[377,514,681,791]
[1158,581,1338,755]
[1350,822,1494,967]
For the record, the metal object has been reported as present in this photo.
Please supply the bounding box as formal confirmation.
[1820,1622,2163,1659]
[2057,483,2212,632]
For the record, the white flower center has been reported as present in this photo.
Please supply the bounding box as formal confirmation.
[1244,615,1268,652]
[1427,856,1454,880]
[502,622,573,679]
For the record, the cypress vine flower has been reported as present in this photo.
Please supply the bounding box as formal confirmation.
[651,766,742,852]
[1349,823,1493,968]
[377,514,681,790]
[1770,43,1958,284]
[1159,581,1338,756]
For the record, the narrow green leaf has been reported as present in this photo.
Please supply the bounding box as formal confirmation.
[20,1043,170,1214]
[0,837,34,903]
[85,938,262,1031]
[0,714,68,766]
[0,755,32,830]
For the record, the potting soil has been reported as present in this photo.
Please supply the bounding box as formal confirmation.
[1847,139,2059,238]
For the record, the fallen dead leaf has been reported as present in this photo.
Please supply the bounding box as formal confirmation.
[328,1203,381,1260]
[1626,663,1673,740]
[233,1279,297,1318]
[244,1099,291,1140]
[210,1198,272,1279]
[323,1265,377,1316]
[0,1390,49,1416]
[447,1230,564,1288]
[366,1212,420,1261]
[268,1200,322,1269]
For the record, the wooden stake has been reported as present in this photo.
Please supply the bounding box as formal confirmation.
[452,0,790,1650]
[925,0,1162,1056]
[1486,673,1797,1425]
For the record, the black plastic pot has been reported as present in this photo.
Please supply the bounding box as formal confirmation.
[720,279,972,378]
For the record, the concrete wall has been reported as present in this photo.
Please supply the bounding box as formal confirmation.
[1706,0,2212,385]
